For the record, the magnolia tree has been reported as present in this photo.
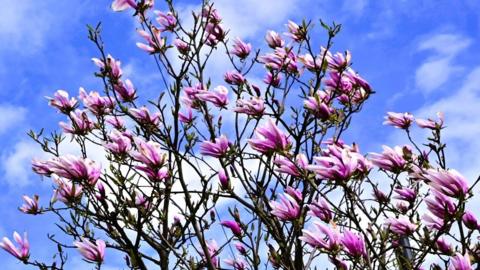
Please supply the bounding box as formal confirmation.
[2,0,479,269]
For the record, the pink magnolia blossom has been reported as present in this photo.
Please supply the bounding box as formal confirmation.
[393,187,417,203]
[231,37,252,59]
[48,90,78,113]
[462,211,479,230]
[19,195,40,214]
[47,155,101,185]
[449,253,472,270]
[369,145,410,172]
[200,240,220,267]
[304,90,334,120]
[235,242,247,254]
[130,138,166,167]
[298,53,323,72]
[136,28,165,53]
[111,0,137,11]
[224,71,245,85]
[224,258,247,270]
[300,222,341,250]
[259,47,297,73]
[178,107,193,124]
[174,39,189,55]
[79,87,115,115]
[273,154,308,177]
[92,54,123,79]
[265,30,284,48]
[113,79,137,102]
[322,47,351,70]
[416,112,444,129]
[383,112,414,129]
[249,119,290,154]
[135,193,150,209]
[0,232,29,261]
[425,190,457,220]
[234,97,265,116]
[74,238,106,263]
[218,168,229,190]
[269,192,300,221]
[59,109,95,135]
[263,72,281,87]
[32,159,52,176]
[104,130,132,155]
[106,116,126,129]
[205,22,225,46]
[341,230,368,259]
[308,197,333,223]
[384,216,417,235]
[129,107,161,126]
[220,220,242,236]
[53,177,83,204]
[155,11,176,31]
[285,20,303,41]
[200,135,230,158]
[426,169,469,199]
[436,238,452,254]
[196,86,229,108]
[96,182,106,200]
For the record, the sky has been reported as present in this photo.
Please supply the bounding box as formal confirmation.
[0,0,480,268]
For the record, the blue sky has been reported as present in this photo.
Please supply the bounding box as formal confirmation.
[0,0,480,268]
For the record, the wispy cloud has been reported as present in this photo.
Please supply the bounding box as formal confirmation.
[0,105,27,134]
[415,33,471,94]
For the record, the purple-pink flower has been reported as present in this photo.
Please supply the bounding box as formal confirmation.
[74,238,106,263]
[200,135,230,158]
[113,79,137,102]
[285,20,303,42]
[300,222,341,250]
[308,197,333,223]
[46,155,101,185]
[265,30,284,48]
[384,216,417,235]
[449,253,472,270]
[174,39,189,55]
[462,211,479,230]
[105,130,132,155]
[0,232,29,262]
[111,0,137,11]
[136,28,165,53]
[274,154,308,177]
[224,258,247,270]
[224,71,246,85]
[220,220,242,236]
[218,168,229,190]
[304,90,334,120]
[79,87,115,115]
[19,195,40,215]
[234,97,265,116]
[426,169,469,199]
[269,192,300,221]
[155,11,177,31]
[129,107,161,127]
[196,86,229,108]
[383,112,414,129]
[53,177,83,204]
[231,37,252,59]
[59,109,95,135]
[249,119,290,154]
[48,90,78,114]
[341,230,368,259]
[416,112,444,129]
[322,47,351,70]
[369,145,410,172]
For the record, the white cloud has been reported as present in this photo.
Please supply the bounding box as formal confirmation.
[415,33,471,94]
[0,105,27,134]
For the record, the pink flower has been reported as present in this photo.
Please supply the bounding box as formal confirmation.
[234,97,265,116]
[74,238,106,263]
[285,20,303,42]
[96,182,106,200]
[224,258,247,270]
[263,72,281,87]
[130,138,166,168]
[178,107,193,124]
[200,135,230,158]
[224,71,245,85]
[0,232,29,262]
[231,37,252,59]
[259,47,297,73]
[92,54,123,79]
[416,112,444,129]
[308,197,333,223]
[235,242,246,254]
[449,253,472,270]
[436,238,452,254]
[298,53,323,72]
[265,30,284,48]
[32,159,52,176]
[249,119,290,154]
[304,90,334,120]
[200,240,220,267]
[462,211,479,230]
[79,87,115,116]
[426,169,469,198]
[196,86,229,108]
[300,222,341,250]
[48,90,78,113]
[155,11,176,31]
[47,155,101,185]
[205,23,225,46]
[383,112,414,129]
[369,145,410,172]
[129,107,161,126]
[393,187,416,203]
[136,28,165,53]
[425,190,457,220]
[322,47,351,70]
[218,168,229,190]
[285,186,303,201]
[53,177,83,204]
[384,216,417,235]
[220,220,242,236]
[269,192,300,221]
[104,130,132,155]
[59,110,95,135]
[106,116,126,129]
[341,230,368,259]
[111,0,137,11]
[113,79,137,102]
[174,39,189,55]
[19,195,40,214]
[273,154,307,177]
